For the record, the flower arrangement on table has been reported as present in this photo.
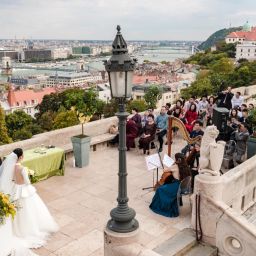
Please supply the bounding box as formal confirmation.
[0,192,17,225]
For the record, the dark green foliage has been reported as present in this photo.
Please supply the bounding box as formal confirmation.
[198,27,242,50]
[0,106,12,145]
[103,99,118,118]
[144,85,162,109]
[127,100,147,113]
[5,110,33,138]
[53,110,79,129]
[12,129,33,141]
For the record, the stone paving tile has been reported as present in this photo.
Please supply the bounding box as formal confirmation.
[33,137,191,255]
[54,229,103,256]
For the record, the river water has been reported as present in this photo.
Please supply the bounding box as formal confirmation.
[0,46,192,82]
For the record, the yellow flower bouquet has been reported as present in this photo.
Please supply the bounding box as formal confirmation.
[0,192,17,225]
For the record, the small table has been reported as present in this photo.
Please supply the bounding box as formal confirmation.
[22,147,65,183]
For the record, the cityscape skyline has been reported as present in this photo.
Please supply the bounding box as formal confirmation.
[0,0,256,41]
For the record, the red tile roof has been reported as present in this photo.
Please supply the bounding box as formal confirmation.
[8,87,56,107]
[133,75,158,84]
[226,28,256,41]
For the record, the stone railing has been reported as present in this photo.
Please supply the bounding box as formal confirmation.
[192,155,256,256]
[0,116,118,157]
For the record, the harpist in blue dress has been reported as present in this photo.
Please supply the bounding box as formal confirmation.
[149,176,180,217]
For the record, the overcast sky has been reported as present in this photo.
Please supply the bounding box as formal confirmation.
[0,0,256,41]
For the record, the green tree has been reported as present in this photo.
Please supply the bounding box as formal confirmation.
[0,106,12,145]
[61,88,85,111]
[127,99,147,113]
[36,111,56,131]
[181,77,213,99]
[210,57,234,74]
[103,99,118,118]
[144,85,162,109]
[12,128,33,141]
[5,110,33,138]
[37,93,62,115]
[53,110,79,129]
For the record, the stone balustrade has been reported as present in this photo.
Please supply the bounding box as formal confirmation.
[192,154,256,255]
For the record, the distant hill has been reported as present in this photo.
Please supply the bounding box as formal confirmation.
[198,27,242,50]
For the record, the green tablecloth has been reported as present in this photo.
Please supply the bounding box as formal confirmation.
[22,147,65,183]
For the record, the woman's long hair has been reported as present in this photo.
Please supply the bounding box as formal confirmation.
[175,153,191,181]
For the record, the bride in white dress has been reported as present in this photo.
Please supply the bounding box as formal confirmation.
[0,148,59,250]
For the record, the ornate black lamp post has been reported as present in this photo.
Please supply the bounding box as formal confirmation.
[104,25,139,233]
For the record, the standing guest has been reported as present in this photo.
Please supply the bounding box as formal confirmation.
[198,95,209,125]
[126,119,138,151]
[149,153,191,217]
[186,142,201,192]
[166,103,172,115]
[184,103,198,133]
[230,108,239,120]
[171,100,184,117]
[248,103,254,115]
[184,96,198,112]
[139,114,157,155]
[156,106,168,152]
[239,109,252,134]
[233,123,249,165]
[231,92,244,109]
[131,108,142,135]
[141,110,149,128]
[206,96,216,125]
[238,104,247,118]
[217,86,233,110]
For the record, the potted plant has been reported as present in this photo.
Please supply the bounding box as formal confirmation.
[247,108,256,159]
[71,107,92,168]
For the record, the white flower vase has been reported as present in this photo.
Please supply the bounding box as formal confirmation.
[0,217,13,256]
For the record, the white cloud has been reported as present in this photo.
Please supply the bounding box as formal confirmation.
[0,0,255,40]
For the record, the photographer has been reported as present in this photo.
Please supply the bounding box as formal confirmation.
[233,122,250,166]
[217,86,233,110]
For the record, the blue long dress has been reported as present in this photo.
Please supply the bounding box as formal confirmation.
[149,179,180,217]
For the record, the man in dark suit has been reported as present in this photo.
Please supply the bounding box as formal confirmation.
[217,86,234,110]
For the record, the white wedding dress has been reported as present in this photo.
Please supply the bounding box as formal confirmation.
[0,152,59,253]
[11,163,59,248]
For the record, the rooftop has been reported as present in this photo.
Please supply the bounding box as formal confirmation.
[32,137,190,256]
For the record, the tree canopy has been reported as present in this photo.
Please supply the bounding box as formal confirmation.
[144,85,162,109]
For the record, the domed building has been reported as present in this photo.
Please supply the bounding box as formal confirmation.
[243,21,252,32]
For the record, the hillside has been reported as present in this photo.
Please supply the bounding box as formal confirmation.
[198,26,242,50]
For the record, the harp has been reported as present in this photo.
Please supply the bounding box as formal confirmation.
[167,116,202,156]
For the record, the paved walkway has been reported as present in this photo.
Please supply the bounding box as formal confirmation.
[33,137,190,256]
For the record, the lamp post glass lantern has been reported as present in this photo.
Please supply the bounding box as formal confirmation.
[104,25,139,233]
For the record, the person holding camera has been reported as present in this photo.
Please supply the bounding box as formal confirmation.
[217,86,233,110]
[233,123,249,166]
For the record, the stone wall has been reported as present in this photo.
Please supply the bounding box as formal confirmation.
[0,116,118,157]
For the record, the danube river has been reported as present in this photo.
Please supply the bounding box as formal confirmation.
[0,46,192,82]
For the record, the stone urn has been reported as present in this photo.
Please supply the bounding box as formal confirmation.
[71,135,91,168]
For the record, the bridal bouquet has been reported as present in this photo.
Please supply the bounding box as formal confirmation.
[24,167,35,177]
[0,192,17,225]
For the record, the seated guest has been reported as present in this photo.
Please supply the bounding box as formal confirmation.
[207,96,216,120]
[231,91,244,109]
[230,108,239,120]
[186,142,201,192]
[184,103,198,133]
[139,114,157,155]
[249,103,254,115]
[233,123,250,165]
[198,95,208,124]
[131,108,142,135]
[141,110,149,128]
[149,153,191,218]
[166,103,172,115]
[239,109,250,127]
[126,119,138,151]
[156,106,168,152]
[181,120,203,156]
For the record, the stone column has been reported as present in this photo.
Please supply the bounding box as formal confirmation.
[191,174,224,245]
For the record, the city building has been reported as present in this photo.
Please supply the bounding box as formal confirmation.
[236,42,256,61]
[72,46,91,55]
[21,49,52,62]
[225,22,256,44]
[46,72,102,88]
[1,87,56,116]
[132,84,174,108]
[97,83,111,102]
[0,50,18,60]
[51,48,72,59]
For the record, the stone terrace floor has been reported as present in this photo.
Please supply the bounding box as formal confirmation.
[33,136,190,256]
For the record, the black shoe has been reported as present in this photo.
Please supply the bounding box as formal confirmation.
[151,142,156,149]
[159,147,163,152]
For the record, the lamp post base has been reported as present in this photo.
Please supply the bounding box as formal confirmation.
[107,206,139,233]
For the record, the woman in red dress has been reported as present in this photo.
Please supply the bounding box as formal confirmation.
[184,103,198,133]
[126,119,138,151]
